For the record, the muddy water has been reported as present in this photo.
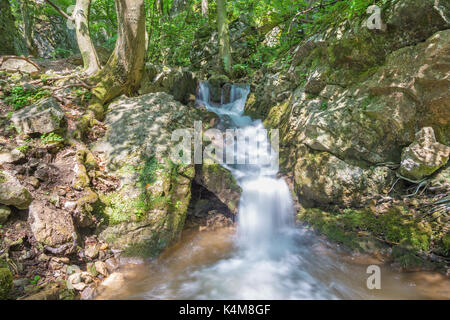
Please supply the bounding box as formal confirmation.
[96,227,450,300]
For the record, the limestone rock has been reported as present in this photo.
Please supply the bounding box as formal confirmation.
[0,149,25,165]
[28,200,76,249]
[0,170,33,209]
[92,93,202,255]
[399,127,450,180]
[294,146,395,206]
[11,97,65,135]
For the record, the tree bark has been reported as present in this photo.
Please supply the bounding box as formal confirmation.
[20,0,38,56]
[72,0,101,75]
[201,0,208,16]
[92,0,146,104]
[216,0,232,75]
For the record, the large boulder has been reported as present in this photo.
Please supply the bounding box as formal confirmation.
[139,63,198,105]
[11,97,65,135]
[294,146,395,207]
[92,93,203,256]
[28,200,76,252]
[399,127,450,181]
[0,170,33,209]
[0,59,38,73]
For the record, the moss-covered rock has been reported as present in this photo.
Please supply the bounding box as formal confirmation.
[195,160,241,214]
[297,206,436,267]
[92,93,203,257]
[0,267,13,300]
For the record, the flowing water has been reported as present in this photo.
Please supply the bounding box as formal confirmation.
[96,83,449,300]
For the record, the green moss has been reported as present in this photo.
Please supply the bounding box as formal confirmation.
[297,206,434,263]
[0,267,13,300]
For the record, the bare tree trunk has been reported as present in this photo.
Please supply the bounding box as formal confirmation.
[201,0,208,16]
[92,0,146,104]
[72,0,101,75]
[20,0,38,56]
[217,0,232,75]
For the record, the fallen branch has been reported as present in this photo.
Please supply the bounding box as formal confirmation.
[0,55,41,70]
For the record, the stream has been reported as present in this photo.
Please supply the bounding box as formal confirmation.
[96,83,449,300]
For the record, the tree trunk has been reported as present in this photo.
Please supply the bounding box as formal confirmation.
[201,0,208,16]
[20,0,38,56]
[0,0,16,55]
[92,0,146,104]
[216,0,232,75]
[72,0,101,75]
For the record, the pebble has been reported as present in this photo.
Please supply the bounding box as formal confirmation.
[85,245,99,259]
[95,261,109,277]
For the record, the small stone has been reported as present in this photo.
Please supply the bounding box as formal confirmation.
[28,177,40,189]
[81,272,94,284]
[94,261,108,277]
[84,245,99,259]
[67,272,81,286]
[80,286,95,300]
[72,282,86,291]
[66,265,81,275]
[100,243,108,250]
[105,258,119,273]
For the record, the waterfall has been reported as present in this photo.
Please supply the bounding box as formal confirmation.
[197,82,294,253]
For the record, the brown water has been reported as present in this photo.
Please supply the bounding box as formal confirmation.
[96,227,450,300]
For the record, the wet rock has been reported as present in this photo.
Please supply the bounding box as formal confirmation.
[195,160,241,214]
[0,205,11,224]
[80,285,95,300]
[94,261,108,277]
[0,170,33,209]
[28,200,76,250]
[399,127,450,181]
[105,258,119,273]
[11,97,65,135]
[208,74,230,103]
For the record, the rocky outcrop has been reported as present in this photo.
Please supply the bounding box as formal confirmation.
[139,63,198,105]
[28,200,77,252]
[92,93,203,256]
[11,97,65,135]
[0,170,33,209]
[247,0,450,207]
[399,127,450,181]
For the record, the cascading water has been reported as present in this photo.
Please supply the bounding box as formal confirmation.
[96,82,450,300]
[160,82,339,299]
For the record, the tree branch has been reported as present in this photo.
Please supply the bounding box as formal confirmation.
[44,0,74,20]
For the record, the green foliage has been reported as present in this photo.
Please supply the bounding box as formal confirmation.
[51,47,73,59]
[5,86,51,110]
[30,275,40,285]
[41,132,64,144]
[16,144,30,153]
